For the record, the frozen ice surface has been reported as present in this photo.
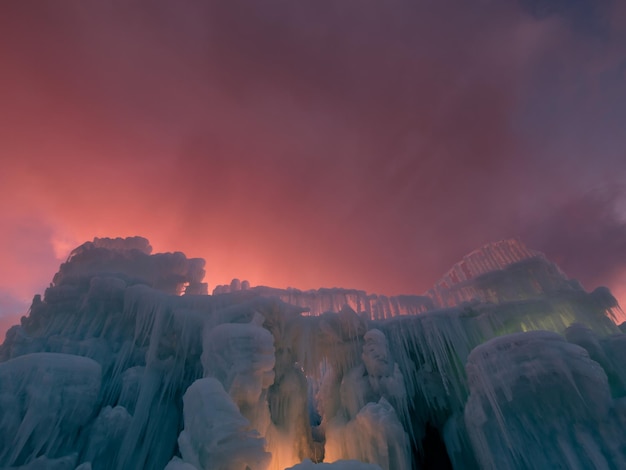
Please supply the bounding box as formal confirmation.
[201,317,276,427]
[1,454,79,470]
[0,353,101,466]
[462,331,626,469]
[172,377,270,470]
[286,459,382,469]
[212,284,434,319]
[324,398,411,470]
[82,406,132,468]
[163,457,197,470]
[1,237,626,469]
[322,328,411,469]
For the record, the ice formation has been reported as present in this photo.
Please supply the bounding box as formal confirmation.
[1,236,625,469]
[171,377,270,470]
[462,331,625,469]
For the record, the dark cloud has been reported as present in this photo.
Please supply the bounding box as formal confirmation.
[518,0,613,35]
[523,185,626,289]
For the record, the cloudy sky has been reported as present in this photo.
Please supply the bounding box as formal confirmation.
[1,0,625,333]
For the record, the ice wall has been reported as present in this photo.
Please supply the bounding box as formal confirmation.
[212,240,624,325]
[427,239,577,308]
[170,377,270,470]
[53,236,208,296]
[0,353,101,466]
[1,236,625,470]
[461,331,626,469]
[213,283,434,319]
[286,461,382,470]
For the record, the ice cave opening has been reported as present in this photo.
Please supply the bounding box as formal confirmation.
[1,236,626,470]
[418,423,452,470]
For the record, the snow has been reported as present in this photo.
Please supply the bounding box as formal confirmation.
[1,237,626,469]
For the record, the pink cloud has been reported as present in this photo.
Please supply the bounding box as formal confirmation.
[0,0,624,323]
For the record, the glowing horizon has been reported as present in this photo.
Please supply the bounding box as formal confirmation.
[2,1,626,335]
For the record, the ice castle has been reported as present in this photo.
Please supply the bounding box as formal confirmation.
[1,237,625,470]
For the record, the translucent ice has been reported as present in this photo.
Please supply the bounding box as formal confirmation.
[463,331,626,469]
[0,353,101,466]
[1,237,625,469]
[171,377,270,470]
[286,459,383,469]
[202,316,276,430]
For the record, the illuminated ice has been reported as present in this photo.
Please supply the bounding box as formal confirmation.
[322,329,411,469]
[286,460,382,469]
[1,237,625,469]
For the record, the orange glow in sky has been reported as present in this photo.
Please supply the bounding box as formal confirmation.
[1,1,626,334]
